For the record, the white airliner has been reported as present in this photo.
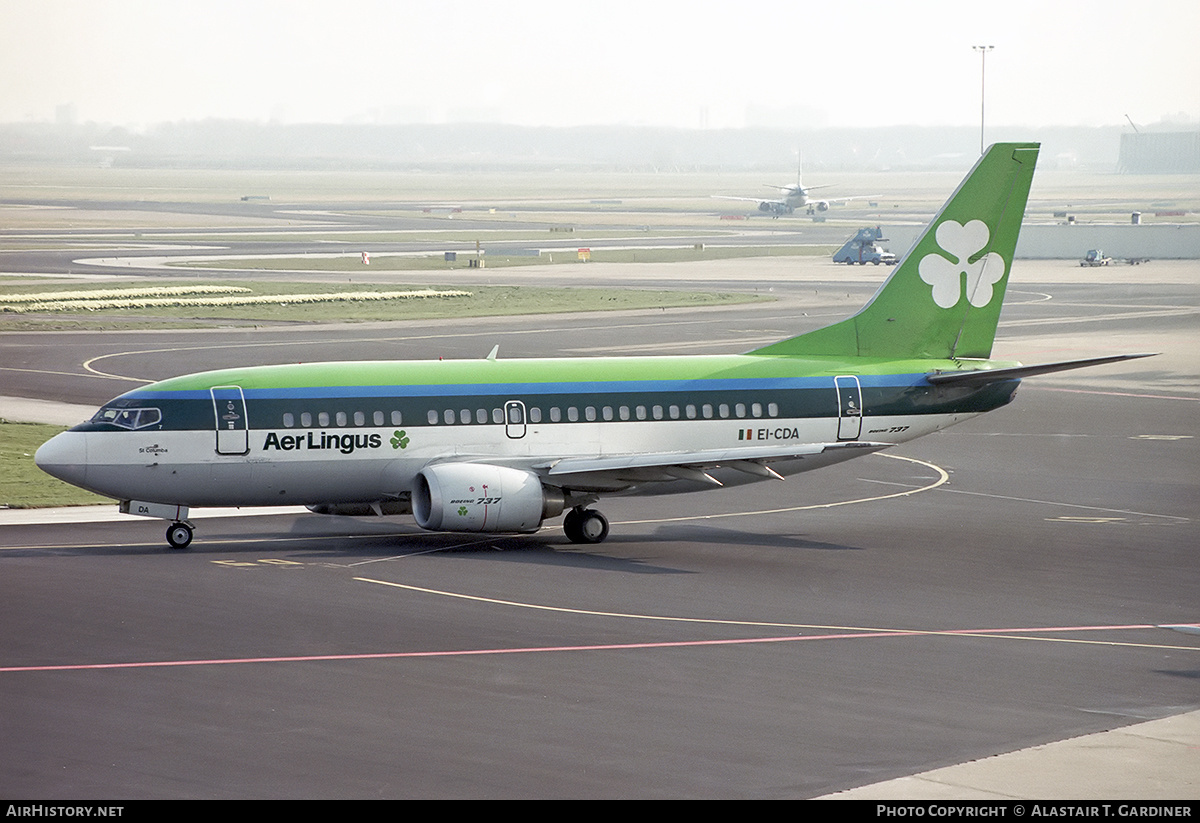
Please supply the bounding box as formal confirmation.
[713,158,872,216]
[36,143,1150,549]
[713,180,836,216]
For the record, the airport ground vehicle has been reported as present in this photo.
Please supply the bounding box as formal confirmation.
[833,226,897,265]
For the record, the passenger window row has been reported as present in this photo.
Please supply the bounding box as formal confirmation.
[279,402,780,428]
[282,410,403,428]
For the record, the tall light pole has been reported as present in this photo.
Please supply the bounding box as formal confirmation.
[972,45,994,155]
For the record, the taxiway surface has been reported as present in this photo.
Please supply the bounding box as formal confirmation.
[1,248,1197,798]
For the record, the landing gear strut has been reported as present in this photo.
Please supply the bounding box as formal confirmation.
[563,507,609,544]
[166,521,194,550]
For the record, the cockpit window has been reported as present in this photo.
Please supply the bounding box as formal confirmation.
[91,406,162,430]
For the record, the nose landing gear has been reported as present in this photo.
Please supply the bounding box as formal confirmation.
[166,521,194,550]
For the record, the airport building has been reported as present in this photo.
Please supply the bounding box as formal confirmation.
[1118,131,1200,173]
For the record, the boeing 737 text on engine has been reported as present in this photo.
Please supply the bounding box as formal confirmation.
[36,143,1150,549]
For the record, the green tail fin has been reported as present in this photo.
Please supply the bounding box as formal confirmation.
[750,142,1039,360]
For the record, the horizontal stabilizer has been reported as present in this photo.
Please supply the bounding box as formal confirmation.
[926,353,1157,385]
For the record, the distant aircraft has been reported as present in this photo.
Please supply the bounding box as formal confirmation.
[713,159,871,216]
[37,143,1151,549]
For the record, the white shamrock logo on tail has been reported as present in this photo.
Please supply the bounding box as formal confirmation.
[918,220,1006,308]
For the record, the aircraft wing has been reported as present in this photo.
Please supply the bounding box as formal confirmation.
[532,441,890,488]
[712,195,783,206]
[823,194,880,205]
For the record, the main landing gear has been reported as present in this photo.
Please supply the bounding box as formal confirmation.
[166,521,194,550]
[563,507,609,544]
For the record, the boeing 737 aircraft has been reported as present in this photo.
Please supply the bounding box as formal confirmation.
[713,181,834,216]
[713,158,870,216]
[36,143,1149,549]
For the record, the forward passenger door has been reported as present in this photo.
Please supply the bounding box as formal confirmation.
[211,386,250,455]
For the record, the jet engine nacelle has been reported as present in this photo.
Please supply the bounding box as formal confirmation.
[759,201,793,215]
[815,201,829,212]
[412,463,566,534]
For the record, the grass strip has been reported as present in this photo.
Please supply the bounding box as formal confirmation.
[1,282,768,330]
[0,421,113,508]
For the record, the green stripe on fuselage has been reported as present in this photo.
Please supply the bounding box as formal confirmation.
[134,353,1004,392]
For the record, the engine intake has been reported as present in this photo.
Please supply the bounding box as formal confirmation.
[412,463,565,533]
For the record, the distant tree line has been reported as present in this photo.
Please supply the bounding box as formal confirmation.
[0,120,1150,172]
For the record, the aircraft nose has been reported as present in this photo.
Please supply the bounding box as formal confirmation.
[34,431,88,488]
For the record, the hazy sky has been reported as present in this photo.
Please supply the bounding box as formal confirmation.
[2,0,1197,129]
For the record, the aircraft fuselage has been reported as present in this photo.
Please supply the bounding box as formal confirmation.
[37,354,1018,509]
